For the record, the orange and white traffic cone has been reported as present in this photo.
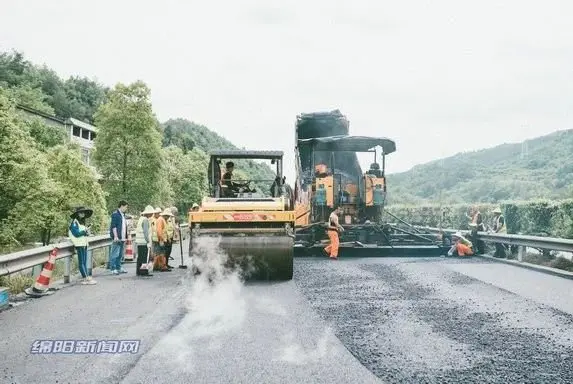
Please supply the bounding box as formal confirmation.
[25,248,58,298]
[124,239,134,262]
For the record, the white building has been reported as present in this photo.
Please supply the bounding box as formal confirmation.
[67,117,97,166]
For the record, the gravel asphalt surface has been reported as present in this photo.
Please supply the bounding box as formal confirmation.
[1,241,573,384]
[295,256,573,383]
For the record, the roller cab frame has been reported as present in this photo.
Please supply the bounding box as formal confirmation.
[293,112,448,257]
[189,150,295,280]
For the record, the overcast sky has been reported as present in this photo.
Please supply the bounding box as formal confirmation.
[2,0,572,181]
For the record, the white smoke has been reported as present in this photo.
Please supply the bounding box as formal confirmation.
[277,327,335,365]
[154,236,248,372]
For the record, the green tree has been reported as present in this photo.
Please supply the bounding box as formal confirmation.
[45,144,108,234]
[24,118,67,149]
[162,146,209,214]
[5,85,54,114]
[93,81,163,212]
[0,89,63,246]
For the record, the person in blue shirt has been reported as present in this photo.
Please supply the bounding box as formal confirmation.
[69,206,96,285]
[109,200,129,275]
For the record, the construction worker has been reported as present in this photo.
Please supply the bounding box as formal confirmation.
[170,206,180,243]
[68,206,97,285]
[163,208,175,270]
[448,232,474,257]
[491,207,508,258]
[150,207,162,267]
[467,205,485,254]
[153,208,171,272]
[324,206,344,259]
[135,205,155,276]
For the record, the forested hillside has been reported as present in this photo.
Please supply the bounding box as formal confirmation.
[162,118,276,181]
[387,129,573,205]
[0,50,275,251]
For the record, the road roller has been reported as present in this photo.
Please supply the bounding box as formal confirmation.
[188,150,295,281]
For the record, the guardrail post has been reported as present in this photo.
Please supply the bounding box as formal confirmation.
[64,255,71,284]
[87,250,93,276]
[517,246,526,262]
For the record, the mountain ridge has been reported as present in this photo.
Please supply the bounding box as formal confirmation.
[386,128,573,205]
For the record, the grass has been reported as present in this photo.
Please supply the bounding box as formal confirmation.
[522,252,573,272]
[0,247,111,296]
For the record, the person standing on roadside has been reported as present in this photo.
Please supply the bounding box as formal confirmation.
[135,205,155,276]
[163,208,175,270]
[109,200,129,275]
[467,205,486,254]
[153,209,171,272]
[69,206,97,285]
[490,207,508,258]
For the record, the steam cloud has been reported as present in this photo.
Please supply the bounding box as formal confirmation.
[157,236,248,372]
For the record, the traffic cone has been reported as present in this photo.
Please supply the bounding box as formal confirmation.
[25,248,59,298]
[124,239,134,262]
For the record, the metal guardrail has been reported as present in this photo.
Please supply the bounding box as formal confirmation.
[0,223,190,281]
[414,226,573,259]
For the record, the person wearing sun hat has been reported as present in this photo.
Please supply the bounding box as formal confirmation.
[490,207,508,257]
[135,205,156,276]
[69,206,96,285]
[448,231,474,257]
[162,208,175,269]
[152,208,171,272]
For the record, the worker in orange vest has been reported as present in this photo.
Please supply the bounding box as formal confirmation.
[324,206,344,259]
[153,208,171,272]
[448,232,474,257]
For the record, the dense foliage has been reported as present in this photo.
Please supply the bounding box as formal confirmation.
[386,129,573,205]
[0,51,108,123]
[93,81,164,212]
[0,89,107,248]
[162,118,276,182]
[387,200,573,239]
[0,50,277,250]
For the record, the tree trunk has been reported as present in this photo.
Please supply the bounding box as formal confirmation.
[122,148,128,195]
[41,229,48,246]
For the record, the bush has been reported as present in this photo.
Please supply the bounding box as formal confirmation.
[386,199,573,239]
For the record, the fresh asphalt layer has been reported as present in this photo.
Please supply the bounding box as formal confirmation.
[1,242,573,384]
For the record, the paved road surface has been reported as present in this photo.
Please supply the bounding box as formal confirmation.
[1,240,573,383]
[295,257,573,383]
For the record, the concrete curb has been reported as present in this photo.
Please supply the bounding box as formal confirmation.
[478,254,573,281]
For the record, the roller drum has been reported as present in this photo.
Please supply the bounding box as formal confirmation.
[194,234,294,281]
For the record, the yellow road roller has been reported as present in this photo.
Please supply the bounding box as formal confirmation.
[188,150,295,281]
